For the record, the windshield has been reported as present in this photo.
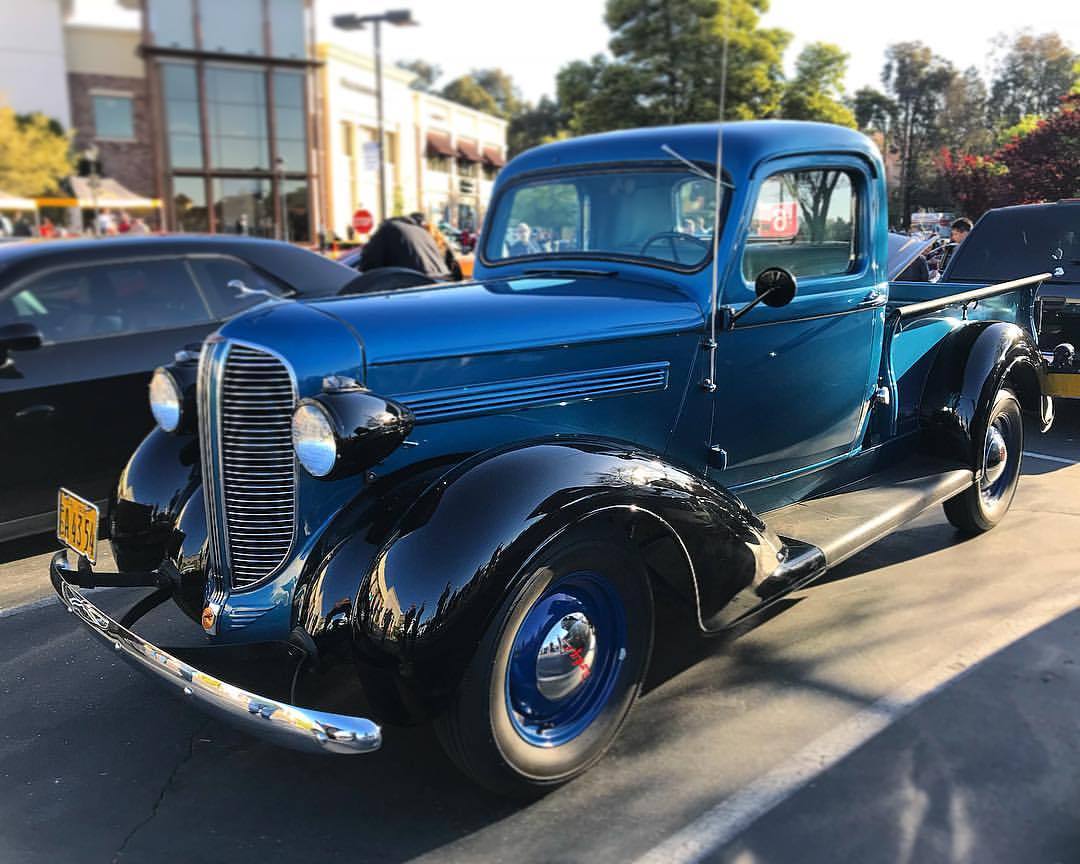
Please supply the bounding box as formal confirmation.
[945,206,1080,283]
[484,169,722,269]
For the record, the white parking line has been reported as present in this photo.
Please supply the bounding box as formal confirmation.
[1023,451,1078,466]
[634,587,1080,864]
[0,594,60,619]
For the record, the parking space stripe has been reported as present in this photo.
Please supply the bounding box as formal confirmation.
[1023,451,1078,466]
[634,587,1080,864]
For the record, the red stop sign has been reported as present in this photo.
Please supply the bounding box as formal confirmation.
[352,209,374,234]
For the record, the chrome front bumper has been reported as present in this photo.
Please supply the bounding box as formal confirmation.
[49,552,382,755]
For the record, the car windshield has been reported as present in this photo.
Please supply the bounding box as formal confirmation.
[484,168,723,269]
[945,206,1080,283]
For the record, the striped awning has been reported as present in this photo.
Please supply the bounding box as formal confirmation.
[482,146,506,167]
[426,131,454,157]
[456,138,481,162]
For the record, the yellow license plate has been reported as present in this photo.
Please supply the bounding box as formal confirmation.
[57,488,99,564]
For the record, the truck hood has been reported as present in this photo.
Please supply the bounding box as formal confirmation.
[306,274,704,368]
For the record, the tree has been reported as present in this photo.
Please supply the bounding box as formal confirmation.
[555,54,650,134]
[508,96,565,157]
[999,93,1080,202]
[397,59,441,92]
[778,42,855,127]
[441,75,501,116]
[595,0,789,129]
[852,86,897,135]
[939,150,1008,219]
[989,32,1079,127]
[470,69,524,118]
[0,106,72,197]
[941,66,992,155]
[881,42,955,228]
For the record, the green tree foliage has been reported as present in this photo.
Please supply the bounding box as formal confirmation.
[397,59,441,92]
[852,87,897,134]
[565,0,789,134]
[0,107,72,197]
[441,75,501,116]
[989,32,1079,127]
[778,42,855,127]
[508,96,565,157]
[942,67,992,154]
[881,42,955,228]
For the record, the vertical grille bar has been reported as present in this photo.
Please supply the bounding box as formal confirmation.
[216,344,298,590]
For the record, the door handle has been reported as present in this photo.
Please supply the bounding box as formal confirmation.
[14,404,56,421]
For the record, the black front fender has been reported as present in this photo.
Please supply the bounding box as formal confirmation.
[346,438,784,721]
[920,321,1049,468]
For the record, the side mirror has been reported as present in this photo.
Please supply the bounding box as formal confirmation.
[0,322,43,365]
[754,267,798,308]
[725,268,798,329]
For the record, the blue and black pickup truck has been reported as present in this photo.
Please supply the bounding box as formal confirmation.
[50,121,1056,795]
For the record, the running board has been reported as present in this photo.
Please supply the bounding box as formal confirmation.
[762,456,975,570]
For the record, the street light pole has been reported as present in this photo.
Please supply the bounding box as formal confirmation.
[373,18,387,223]
[332,9,417,227]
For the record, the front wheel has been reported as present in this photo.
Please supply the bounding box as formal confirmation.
[943,387,1024,534]
[435,534,653,797]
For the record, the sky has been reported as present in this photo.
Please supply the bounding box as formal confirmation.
[74,0,1080,104]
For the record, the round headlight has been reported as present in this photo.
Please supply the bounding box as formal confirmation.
[149,367,182,432]
[292,401,338,478]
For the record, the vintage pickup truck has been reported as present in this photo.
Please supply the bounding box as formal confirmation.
[50,121,1055,796]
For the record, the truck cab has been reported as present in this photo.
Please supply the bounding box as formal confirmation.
[51,121,1053,796]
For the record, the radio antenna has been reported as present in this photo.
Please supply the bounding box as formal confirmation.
[703,0,730,394]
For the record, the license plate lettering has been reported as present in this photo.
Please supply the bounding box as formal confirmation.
[56,489,99,564]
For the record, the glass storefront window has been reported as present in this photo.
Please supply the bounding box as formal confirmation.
[206,65,269,171]
[92,94,134,140]
[214,178,273,237]
[273,70,307,172]
[200,0,264,55]
[161,63,203,170]
[269,0,306,59]
[281,179,310,243]
[172,176,208,233]
[147,0,194,49]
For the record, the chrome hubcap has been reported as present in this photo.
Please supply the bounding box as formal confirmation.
[983,425,1008,488]
[535,611,597,701]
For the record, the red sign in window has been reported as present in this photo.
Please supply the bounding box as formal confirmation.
[754,201,799,239]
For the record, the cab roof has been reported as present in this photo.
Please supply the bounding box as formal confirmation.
[502,120,882,182]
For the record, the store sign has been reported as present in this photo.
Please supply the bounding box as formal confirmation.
[362,141,380,171]
[754,201,799,239]
[353,209,374,234]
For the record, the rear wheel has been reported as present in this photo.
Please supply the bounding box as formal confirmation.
[943,388,1023,534]
[435,534,653,797]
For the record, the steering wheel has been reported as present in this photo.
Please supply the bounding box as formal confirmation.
[639,231,710,263]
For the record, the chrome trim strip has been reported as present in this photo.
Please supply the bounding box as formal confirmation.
[50,553,381,755]
[396,361,671,423]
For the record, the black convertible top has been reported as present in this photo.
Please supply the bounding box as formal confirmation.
[943,201,1080,285]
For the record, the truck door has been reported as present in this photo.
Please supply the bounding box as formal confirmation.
[709,157,885,498]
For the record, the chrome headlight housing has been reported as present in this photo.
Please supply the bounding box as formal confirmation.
[292,401,338,478]
[149,367,183,433]
[292,390,415,480]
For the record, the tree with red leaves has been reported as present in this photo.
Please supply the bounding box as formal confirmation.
[999,93,1080,202]
[941,94,1079,217]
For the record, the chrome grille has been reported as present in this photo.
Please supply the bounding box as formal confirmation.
[219,344,297,590]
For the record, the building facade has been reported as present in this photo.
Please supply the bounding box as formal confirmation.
[318,43,508,241]
[139,0,319,241]
[0,0,72,127]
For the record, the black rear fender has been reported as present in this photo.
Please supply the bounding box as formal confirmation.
[920,320,1050,469]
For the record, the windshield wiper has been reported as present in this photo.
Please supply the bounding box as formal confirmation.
[523,268,616,278]
[660,145,735,189]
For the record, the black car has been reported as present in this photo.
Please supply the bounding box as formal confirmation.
[0,235,357,541]
[942,200,1080,397]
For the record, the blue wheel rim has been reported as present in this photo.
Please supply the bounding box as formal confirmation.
[505,571,627,748]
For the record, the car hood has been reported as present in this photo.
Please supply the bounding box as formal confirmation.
[306,274,704,368]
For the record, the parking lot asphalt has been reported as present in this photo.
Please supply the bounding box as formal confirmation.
[0,404,1077,864]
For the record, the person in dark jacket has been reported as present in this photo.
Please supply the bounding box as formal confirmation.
[359,215,452,278]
